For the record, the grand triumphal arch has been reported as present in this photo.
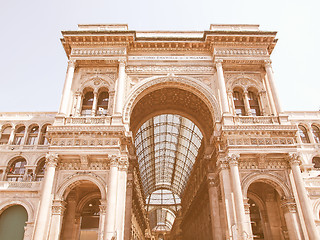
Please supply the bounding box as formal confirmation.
[0,24,320,240]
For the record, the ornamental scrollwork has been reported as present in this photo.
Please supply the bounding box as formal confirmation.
[227,153,240,166]
[46,153,59,167]
[287,153,301,166]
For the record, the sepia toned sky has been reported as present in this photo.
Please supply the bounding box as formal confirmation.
[0,0,319,112]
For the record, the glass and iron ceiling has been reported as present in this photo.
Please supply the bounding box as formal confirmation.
[134,114,203,199]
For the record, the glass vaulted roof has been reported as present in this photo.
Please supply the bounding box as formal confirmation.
[135,114,203,198]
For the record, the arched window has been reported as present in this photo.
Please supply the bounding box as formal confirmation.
[248,90,261,116]
[6,158,27,181]
[311,125,320,143]
[312,157,320,169]
[39,124,50,145]
[35,159,46,181]
[298,125,310,143]
[0,126,12,145]
[13,126,25,145]
[233,90,245,115]
[97,91,109,115]
[26,125,39,145]
[81,90,94,116]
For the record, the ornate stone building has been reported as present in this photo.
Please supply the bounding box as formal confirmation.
[0,24,319,240]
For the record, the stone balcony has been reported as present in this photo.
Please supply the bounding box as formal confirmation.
[0,181,42,191]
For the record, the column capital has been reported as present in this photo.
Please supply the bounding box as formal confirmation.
[99,204,107,214]
[118,59,126,66]
[45,153,59,167]
[68,59,76,68]
[118,157,129,171]
[52,200,66,215]
[214,58,223,66]
[281,198,297,213]
[227,153,240,166]
[264,59,272,67]
[109,155,119,167]
[216,158,229,170]
[287,153,301,166]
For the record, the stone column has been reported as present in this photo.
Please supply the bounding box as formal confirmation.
[227,90,235,115]
[228,154,250,239]
[215,59,229,114]
[243,198,253,239]
[59,59,76,115]
[48,200,66,240]
[258,91,266,116]
[33,153,59,240]
[115,158,129,240]
[281,198,303,240]
[207,174,223,240]
[104,156,119,240]
[115,60,126,114]
[8,126,15,145]
[288,153,319,239]
[91,91,99,116]
[99,201,107,240]
[217,158,235,239]
[124,174,133,240]
[73,92,82,116]
[243,91,251,116]
[264,60,282,114]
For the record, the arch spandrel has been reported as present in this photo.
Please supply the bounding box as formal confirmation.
[124,76,220,141]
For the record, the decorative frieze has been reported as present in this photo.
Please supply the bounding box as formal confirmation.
[214,48,268,56]
[128,56,212,61]
[51,138,119,147]
[233,116,279,124]
[126,66,215,74]
[71,48,126,56]
[227,137,295,146]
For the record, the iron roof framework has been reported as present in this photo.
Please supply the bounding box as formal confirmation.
[135,114,203,230]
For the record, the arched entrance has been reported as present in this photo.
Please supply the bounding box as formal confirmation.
[60,180,102,240]
[128,80,218,239]
[0,205,28,240]
[247,182,287,240]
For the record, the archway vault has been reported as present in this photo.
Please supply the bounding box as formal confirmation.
[124,76,220,141]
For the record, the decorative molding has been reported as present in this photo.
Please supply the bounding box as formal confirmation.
[214,48,268,56]
[126,66,215,74]
[71,48,126,56]
[227,153,240,165]
[128,56,212,61]
[227,137,295,147]
[46,153,59,167]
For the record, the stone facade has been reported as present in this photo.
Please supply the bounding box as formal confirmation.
[0,24,319,239]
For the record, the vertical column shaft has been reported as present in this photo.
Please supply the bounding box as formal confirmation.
[281,199,303,240]
[115,160,128,240]
[243,91,251,115]
[115,60,126,114]
[33,153,59,240]
[215,60,229,114]
[59,60,76,115]
[289,154,319,239]
[104,158,119,240]
[228,154,249,239]
[264,60,282,114]
[91,91,98,116]
[258,91,265,116]
[207,174,223,240]
[218,159,235,238]
[48,200,66,240]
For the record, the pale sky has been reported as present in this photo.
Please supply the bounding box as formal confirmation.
[0,0,319,112]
